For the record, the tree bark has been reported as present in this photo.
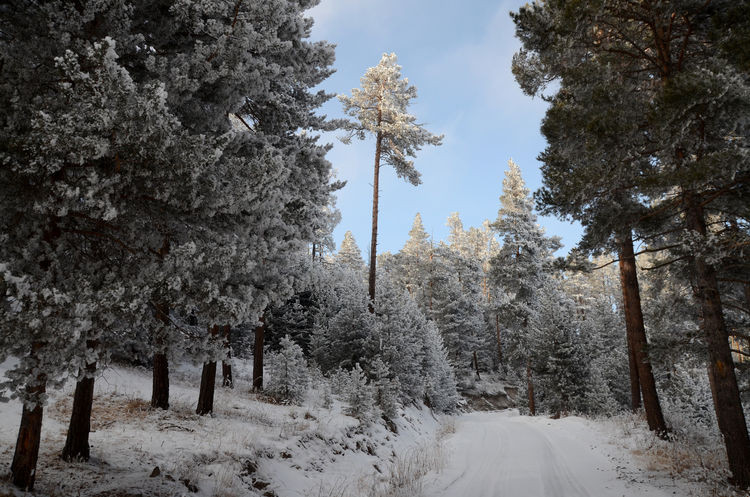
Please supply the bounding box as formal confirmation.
[61,339,98,462]
[197,325,220,415]
[472,351,481,380]
[626,322,642,412]
[495,314,503,366]
[368,128,383,309]
[151,301,170,410]
[221,325,233,388]
[617,232,668,436]
[152,352,169,409]
[11,342,47,491]
[526,360,535,416]
[252,317,266,391]
[685,195,750,488]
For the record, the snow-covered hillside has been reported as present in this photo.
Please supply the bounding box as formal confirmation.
[0,360,449,497]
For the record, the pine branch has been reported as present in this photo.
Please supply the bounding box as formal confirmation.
[641,255,690,271]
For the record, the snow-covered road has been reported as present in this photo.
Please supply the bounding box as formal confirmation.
[423,411,673,497]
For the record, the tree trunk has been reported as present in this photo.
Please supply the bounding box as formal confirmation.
[368,129,383,309]
[472,351,481,380]
[151,301,170,410]
[197,326,220,415]
[626,323,642,412]
[61,339,98,462]
[252,317,266,391]
[526,360,535,416]
[152,353,169,409]
[685,195,750,488]
[495,314,503,365]
[221,325,233,388]
[11,342,47,491]
[617,232,668,436]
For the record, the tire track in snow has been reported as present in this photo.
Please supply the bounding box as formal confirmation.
[423,411,673,497]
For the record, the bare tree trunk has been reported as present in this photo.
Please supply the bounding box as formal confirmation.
[617,232,667,436]
[685,195,750,488]
[197,326,220,415]
[221,325,233,388]
[368,128,383,309]
[495,314,503,365]
[472,351,481,380]
[366,94,385,310]
[253,317,266,391]
[626,324,641,412]
[61,339,98,461]
[152,352,169,409]
[11,342,47,490]
[526,360,535,416]
[151,301,170,410]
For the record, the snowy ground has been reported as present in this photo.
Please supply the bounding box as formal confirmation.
[0,360,446,497]
[0,360,745,497]
[421,410,748,497]
[422,411,674,497]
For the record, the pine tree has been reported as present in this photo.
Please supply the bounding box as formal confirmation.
[422,322,460,413]
[266,335,309,404]
[339,54,443,305]
[528,278,588,416]
[307,263,376,372]
[336,230,365,272]
[431,245,486,378]
[345,364,378,425]
[370,357,401,419]
[489,159,559,414]
[396,213,434,312]
[0,0,337,485]
[512,0,750,484]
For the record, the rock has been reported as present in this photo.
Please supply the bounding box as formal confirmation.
[149,466,161,478]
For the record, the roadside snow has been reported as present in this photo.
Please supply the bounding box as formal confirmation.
[0,360,443,497]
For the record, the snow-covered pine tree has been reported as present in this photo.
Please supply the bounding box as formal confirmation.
[370,357,401,419]
[311,181,345,262]
[395,213,434,313]
[374,272,459,412]
[445,215,502,368]
[446,212,466,253]
[489,159,559,415]
[0,0,337,485]
[528,278,588,416]
[564,264,629,413]
[373,273,429,402]
[339,54,443,304]
[266,335,309,404]
[345,363,379,426]
[307,263,376,372]
[422,321,460,413]
[431,245,486,379]
[336,230,366,272]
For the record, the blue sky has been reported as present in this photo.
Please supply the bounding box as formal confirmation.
[308,0,582,257]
